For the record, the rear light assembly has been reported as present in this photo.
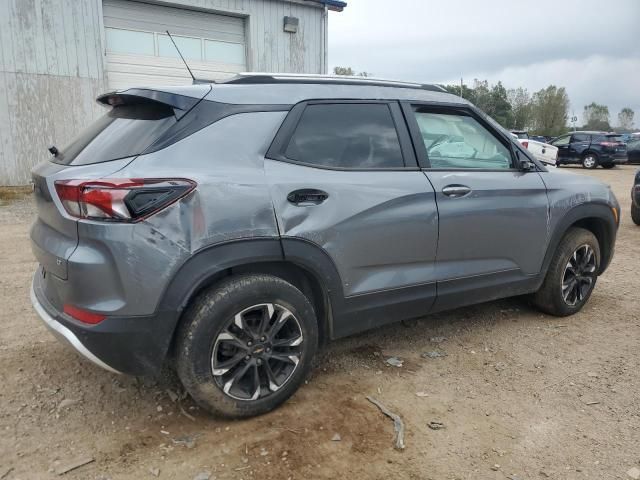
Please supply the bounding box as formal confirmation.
[521,141,529,149]
[54,178,196,222]
[599,141,617,147]
[63,304,106,325]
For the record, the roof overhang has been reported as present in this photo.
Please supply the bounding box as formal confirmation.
[305,0,347,12]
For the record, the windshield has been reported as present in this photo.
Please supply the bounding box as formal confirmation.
[52,103,177,165]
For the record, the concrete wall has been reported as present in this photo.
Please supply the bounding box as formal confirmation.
[0,0,327,185]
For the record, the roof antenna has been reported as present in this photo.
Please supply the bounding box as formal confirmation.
[165,30,196,83]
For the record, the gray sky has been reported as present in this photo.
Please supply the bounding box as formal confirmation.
[328,0,640,127]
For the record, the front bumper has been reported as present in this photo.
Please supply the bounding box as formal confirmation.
[31,268,176,376]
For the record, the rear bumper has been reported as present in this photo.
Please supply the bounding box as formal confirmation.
[31,268,176,376]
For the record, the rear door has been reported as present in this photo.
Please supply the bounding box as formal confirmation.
[402,103,549,311]
[568,133,591,162]
[265,101,439,336]
[551,134,571,162]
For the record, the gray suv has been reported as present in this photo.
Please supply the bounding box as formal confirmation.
[30,74,620,418]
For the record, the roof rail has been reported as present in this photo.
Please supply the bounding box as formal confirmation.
[215,73,448,93]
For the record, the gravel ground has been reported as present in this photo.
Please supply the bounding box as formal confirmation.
[0,165,638,480]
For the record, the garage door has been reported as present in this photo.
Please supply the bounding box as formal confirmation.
[103,0,246,90]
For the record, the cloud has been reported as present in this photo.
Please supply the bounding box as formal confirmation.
[328,0,640,127]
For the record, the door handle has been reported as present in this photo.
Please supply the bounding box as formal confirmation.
[442,185,471,198]
[287,189,329,206]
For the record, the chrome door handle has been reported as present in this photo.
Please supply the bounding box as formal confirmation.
[442,185,471,198]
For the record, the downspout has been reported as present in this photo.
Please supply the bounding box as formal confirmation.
[322,5,328,74]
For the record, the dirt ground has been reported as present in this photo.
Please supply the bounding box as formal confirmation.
[1,165,638,480]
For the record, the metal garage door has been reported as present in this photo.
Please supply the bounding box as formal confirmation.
[103,0,246,90]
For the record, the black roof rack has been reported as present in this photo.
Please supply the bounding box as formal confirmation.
[215,73,448,93]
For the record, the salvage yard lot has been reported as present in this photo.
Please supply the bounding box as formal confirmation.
[1,166,638,480]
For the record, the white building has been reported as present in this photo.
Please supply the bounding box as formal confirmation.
[0,0,346,185]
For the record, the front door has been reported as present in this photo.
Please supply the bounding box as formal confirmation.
[402,102,550,311]
[551,134,571,163]
[265,101,439,337]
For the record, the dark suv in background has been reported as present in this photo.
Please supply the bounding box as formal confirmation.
[552,131,628,169]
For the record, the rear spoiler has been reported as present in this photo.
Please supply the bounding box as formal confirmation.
[96,88,208,120]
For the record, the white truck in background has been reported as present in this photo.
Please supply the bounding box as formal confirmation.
[511,130,558,166]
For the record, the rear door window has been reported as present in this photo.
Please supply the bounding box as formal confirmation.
[572,133,590,142]
[53,103,177,165]
[283,103,405,169]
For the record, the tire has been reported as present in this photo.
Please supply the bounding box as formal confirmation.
[632,203,640,226]
[176,274,318,418]
[581,153,598,169]
[532,227,600,316]
[601,163,615,169]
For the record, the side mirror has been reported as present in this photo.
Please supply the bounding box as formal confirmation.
[520,159,535,171]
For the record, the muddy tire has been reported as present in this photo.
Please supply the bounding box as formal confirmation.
[176,274,318,418]
[632,203,640,226]
[532,228,600,316]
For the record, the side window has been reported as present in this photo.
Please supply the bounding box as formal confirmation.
[411,108,512,169]
[284,103,404,169]
[553,135,570,146]
[572,133,590,142]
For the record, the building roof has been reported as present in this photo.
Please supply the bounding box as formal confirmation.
[310,0,347,11]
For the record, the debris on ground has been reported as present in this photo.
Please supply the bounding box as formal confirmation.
[55,457,95,475]
[149,467,160,477]
[57,398,80,411]
[587,372,599,378]
[385,357,404,367]
[429,336,446,344]
[179,404,196,421]
[427,421,445,430]
[421,350,447,359]
[366,396,405,450]
[0,467,14,479]
[494,362,507,371]
[627,467,640,479]
[491,464,500,471]
[165,389,179,403]
[415,391,429,397]
[171,434,198,449]
[193,471,211,480]
[331,433,341,441]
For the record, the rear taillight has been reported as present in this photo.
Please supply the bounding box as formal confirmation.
[54,178,196,222]
[599,142,619,147]
[63,304,106,325]
[521,141,529,149]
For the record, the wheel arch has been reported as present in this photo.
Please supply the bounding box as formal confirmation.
[542,203,617,279]
[160,238,343,360]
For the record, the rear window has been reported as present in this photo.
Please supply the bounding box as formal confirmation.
[284,103,404,169]
[53,103,177,165]
[512,132,528,139]
[606,135,624,142]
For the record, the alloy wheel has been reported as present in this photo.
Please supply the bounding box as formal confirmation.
[211,303,303,401]
[582,155,596,168]
[561,245,597,306]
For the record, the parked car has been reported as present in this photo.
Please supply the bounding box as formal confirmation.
[627,139,640,164]
[551,131,628,169]
[511,130,558,166]
[30,74,620,418]
[632,169,640,225]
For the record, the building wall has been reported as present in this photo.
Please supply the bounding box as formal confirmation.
[0,0,327,185]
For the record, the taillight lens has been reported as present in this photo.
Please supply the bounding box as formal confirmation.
[63,304,106,325]
[521,141,529,149]
[54,178,196,222]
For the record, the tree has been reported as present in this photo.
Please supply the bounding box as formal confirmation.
[530,86,570,137]
[618,108,635,130]
[488,81,514,128]
[583,102,611,131]
[507,87,532,130]
[333,66,372,77]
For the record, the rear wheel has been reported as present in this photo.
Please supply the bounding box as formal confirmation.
[581,153,598,169]
[632,203,640,226]
[176,274,318,418]
[532,228,600,316]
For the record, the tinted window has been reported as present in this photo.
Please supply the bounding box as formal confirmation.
[412,108,512,169]
[284,104,404,169]
[572,133,590,142]
[53,103,177,165]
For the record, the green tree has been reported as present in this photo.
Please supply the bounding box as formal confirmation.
[617,107,635,130]
[507,87,532,130]
[583,102,611,131]
[488,81,514,128]
[333,66,372,77]
[531,86,570,137]
[442,83,477,101]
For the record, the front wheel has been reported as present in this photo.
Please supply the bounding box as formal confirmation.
[582,154,598,169]
[532,227,600,316]
[176,274,318,418]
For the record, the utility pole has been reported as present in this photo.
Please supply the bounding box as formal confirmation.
[460,77,463,98]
